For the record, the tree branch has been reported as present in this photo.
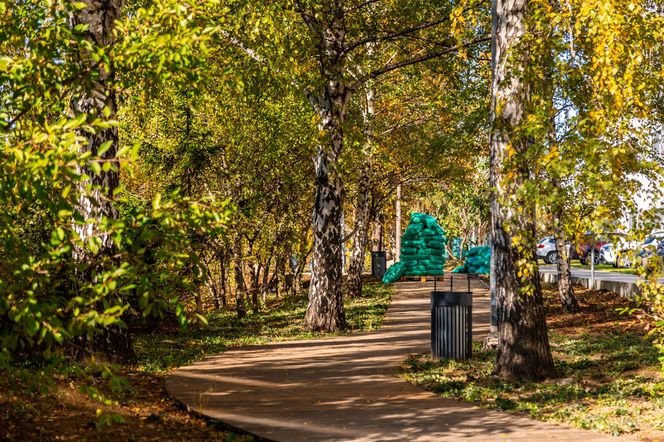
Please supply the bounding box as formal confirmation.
[344,0,384,14]
[350,36,490,90]
[344,16,453,54]
[219,30,266,64]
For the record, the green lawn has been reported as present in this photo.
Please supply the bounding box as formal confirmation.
[402,335,663,437]
[135,283,393,373]
[565,260,640,275]
[400,286,664,438]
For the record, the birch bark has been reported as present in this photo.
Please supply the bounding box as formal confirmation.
[490,0,555,380]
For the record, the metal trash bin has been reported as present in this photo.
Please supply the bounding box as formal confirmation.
[431,275,473,360]
[371,251,386,278]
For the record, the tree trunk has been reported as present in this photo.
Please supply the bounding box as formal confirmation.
[347,167,371,297]
[70,0,135,364]
[250,263,260,313]
[490,0,555,381]
[371,215,384,251]
[273,253,286,299]
[304,6,349,331]
[554,214,579,312]
[219,251,228,307]
[395,184,402,260]
[209,272,221,310]
[232,239,247,319]
[347,85,376,298]
[305,146,346,330]
[262,255,271,304]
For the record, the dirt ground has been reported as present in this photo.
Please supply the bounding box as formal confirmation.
[0,370,239,442]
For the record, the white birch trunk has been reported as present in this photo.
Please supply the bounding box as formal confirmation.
[490,0,555,380]
[347,84,375,298]
[70,0,134,363]
[304,5,349,331]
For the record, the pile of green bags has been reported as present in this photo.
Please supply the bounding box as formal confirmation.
[400,213,448,277]
[382,213,448,284]
[452,245,491,274]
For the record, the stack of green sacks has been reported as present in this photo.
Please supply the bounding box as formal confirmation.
[452,245,491,274]
[400,213,448,277]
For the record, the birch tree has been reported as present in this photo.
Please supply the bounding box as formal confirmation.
[490,0,555,380]
[69,0,135,361]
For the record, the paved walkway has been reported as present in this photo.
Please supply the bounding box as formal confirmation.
[166,278,620,441]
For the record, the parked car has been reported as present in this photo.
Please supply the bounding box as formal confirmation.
[536,237,560,264]
[571,236,607,265]
[632,231,664,263]
[602,232,664,268]
[599,243,615,265]
[640,232,664,255]
[599,233,632,267]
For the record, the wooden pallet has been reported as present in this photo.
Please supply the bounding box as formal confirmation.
[400,275,445,282]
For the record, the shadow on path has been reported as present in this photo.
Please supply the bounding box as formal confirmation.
[166,278,620,441]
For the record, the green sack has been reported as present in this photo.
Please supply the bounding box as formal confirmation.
[465,248,480,258]
[451,265,467,273]
[382,262,404,284]
[404,222,423,234]
[466,256,482,267]
[420,256,445,264]
[401,247,418,255]
[431,225,446,236]
[427,240,446,250]
[402,239,426,248]
[410,213,426,224]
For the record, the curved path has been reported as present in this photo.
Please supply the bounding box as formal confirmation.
[166,278,620,441]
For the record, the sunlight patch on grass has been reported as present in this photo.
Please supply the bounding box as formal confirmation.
[400,332,663,437]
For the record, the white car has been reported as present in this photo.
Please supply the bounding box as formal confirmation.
[601,233,653,268]
[536,237,559,264]
[599,243,618,266]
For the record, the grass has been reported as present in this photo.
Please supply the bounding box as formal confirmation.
[569,261,640,275]
[400,285,664,439]
[135,282,393,373]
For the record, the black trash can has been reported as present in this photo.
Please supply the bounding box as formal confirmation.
[371,251,386,278]
[431,289,473,361]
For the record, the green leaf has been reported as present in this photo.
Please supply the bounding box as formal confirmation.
[97,140,113,156]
